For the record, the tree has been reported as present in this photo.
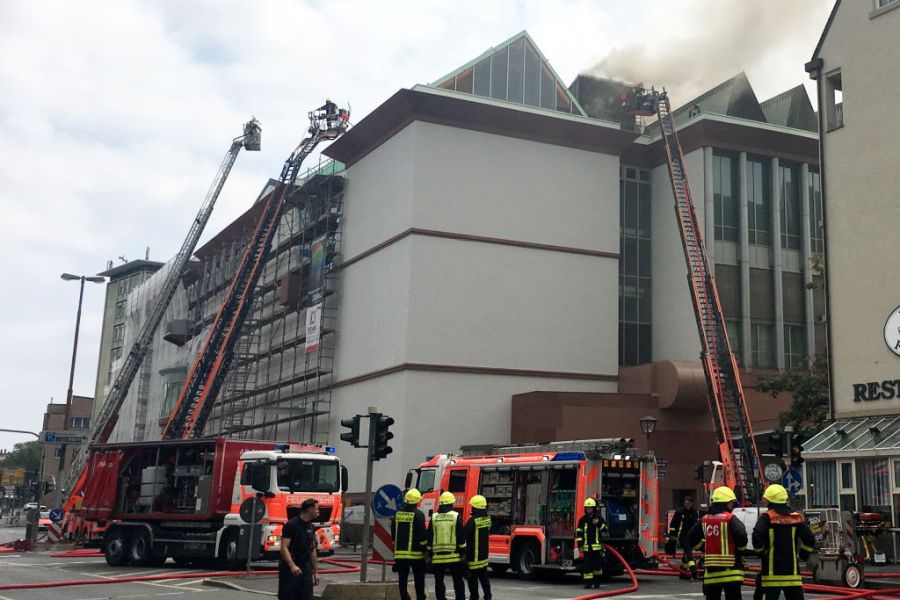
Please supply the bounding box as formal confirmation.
[757,355,830,434]
[2,441,41,482]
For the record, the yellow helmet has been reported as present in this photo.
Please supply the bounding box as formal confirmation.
[584,498,597,508]
[439,491,456,506]
[710,486,737,504]
[404,488,422,504]
[763,484,789,504]
[470,495,487,509]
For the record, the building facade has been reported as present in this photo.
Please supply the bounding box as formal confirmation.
[798,0,900,535]
[41,395,93,507]
[102,32,826,505]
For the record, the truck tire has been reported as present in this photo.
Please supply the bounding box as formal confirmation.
[220,528,245,571]
[513,541,539,579]
[129,529,164,567]
[104,529,130,567]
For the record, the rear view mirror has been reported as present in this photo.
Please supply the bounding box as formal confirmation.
[243,462,271,494]
[341,466,349,493]
[404,470,414,489]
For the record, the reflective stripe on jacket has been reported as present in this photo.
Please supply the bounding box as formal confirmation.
[465,515,491,570]
[576,513,607,551]
[752,507,816,588]
[392,508,427,560]
[429,510,465,564]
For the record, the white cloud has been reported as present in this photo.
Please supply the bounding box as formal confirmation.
[0,0,833,451]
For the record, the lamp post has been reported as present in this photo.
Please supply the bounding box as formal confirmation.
[58,274,104,475]
[639,414,658,453]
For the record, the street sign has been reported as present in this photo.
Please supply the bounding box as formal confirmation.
[41,431,86,444]
[372,484,403,518]
[658,469,667,479]
[782,468,803,495]
[372,517,394,561]
[49,508,64,523]
[239,497,266,523]
[656,460,669,468]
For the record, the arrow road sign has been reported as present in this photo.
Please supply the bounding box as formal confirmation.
[782,468,803,495]
[49,508,64,522]
[372,484,403,518]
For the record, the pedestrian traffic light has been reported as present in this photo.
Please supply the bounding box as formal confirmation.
[340,415,361,447]
[372,415,395,461]
[791,444,804,469]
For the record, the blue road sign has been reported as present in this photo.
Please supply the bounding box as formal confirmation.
[43,432,57,443]
[782,468,803,495]
[49,508,63,522]
[372,484,404,518]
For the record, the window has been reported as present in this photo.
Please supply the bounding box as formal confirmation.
[110,347,122,363]
[726,320,743,366]
[784,324,807,370]
[878,0,898,8]
[894,460,900,489]
[116,278,132,299]
[751,322,775,368]
[70,416,90,429]
[780,165,802,250]
[619,166,652,366]
[807,461,837,507]
[857,458,891,510]
[276,459,340,493]
[114,300,126,321]
[112,324,124,342]
[415,469,436,493]
[841,462,854,489]
[808,170,824,254]
[825,70,843,131]
[448,470,468,493]
[159,380,182,419]
[713,152,739,242]
[747,160,771,246]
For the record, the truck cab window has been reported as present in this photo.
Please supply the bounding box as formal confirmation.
[448,470,467,493]
[276,459,340,493]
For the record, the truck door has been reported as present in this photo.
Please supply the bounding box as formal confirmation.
[81,450,123,520]
[445,467,470,515]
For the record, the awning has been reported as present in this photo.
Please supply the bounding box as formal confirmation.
[805,415,900,458]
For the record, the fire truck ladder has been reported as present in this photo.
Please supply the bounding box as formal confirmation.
[162,102,350,440]
[61,119,262,502]
[642,90,763,503]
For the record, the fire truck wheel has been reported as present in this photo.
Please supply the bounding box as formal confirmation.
[513,541,539,579]
[220,528,246,571]
[842,563,863,588]
[104,529,130,567]
[129,530,156,566]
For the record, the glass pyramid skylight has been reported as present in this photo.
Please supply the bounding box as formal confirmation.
[431,31,586,116]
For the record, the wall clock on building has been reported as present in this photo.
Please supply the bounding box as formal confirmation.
[884,306,900,357]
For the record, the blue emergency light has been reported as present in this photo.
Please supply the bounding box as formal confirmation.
[326,446,336,454]
[274,443,290,452]
[552,452,586,461]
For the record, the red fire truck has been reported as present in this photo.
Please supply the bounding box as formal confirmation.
[78,438,347,567]
[406,439,658,577]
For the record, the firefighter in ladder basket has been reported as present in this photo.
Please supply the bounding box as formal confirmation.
[686,486,748,600]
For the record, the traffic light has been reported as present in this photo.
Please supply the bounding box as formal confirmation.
[790,444,804,469]
[767,433,783,456]
[340,415,361,447]
[372,415,395,461]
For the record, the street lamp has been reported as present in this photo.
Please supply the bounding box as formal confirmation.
[639,414,658,450]
[58,273,105,474]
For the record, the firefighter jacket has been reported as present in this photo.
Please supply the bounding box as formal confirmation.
[427,504,466,564]
[686,504,748,585]
[464,508,491,570]
[576,511,608,552]
[669,506,700,540]
[751,504,816,588]
[392,503,427,561]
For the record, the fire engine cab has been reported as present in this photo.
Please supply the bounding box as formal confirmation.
[406,439,658,577]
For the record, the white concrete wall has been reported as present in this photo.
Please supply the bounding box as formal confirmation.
[818,2,900,417]
[650,148,707,362]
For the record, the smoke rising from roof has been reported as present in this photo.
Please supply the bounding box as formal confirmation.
[583,0,831,107]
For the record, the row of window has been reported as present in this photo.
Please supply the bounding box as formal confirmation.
[712,153,824,253]
[725,321,807,369]
[619,167,652,367]
[806,458,897,514]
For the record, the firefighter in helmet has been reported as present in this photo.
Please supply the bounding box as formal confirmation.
[576,497,608,589]
[669,494,701,578]
[464,495,492,600]
[686,486,748,600]
[752,484,815,600]
[391,488,427,600]
[427,491,466,600]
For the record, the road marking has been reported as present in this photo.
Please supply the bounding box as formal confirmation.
[119,595,149,598]
[157,593,185,596]
[0,594,18,600]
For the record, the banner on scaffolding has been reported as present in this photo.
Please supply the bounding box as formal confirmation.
[305,303,322,354]
[308,235,327,304]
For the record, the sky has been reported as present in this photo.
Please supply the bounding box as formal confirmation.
[0,0,834,451]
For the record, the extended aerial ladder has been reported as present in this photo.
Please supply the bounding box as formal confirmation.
[626,89,763,503]
[61,119,261,514]
[161,101,350,440]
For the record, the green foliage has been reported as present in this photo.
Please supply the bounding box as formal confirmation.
[3,441,41,480]
[757,355,830,434]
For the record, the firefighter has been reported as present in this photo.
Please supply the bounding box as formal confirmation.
[669,495,700,578]
[686,486,748,600]
[428,491,466,600]
[752,484,815,600]
[576,498,608,589]
[392,488,427,600]
[465,495,492,600]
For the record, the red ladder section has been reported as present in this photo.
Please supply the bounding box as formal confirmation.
[654,93,763,503]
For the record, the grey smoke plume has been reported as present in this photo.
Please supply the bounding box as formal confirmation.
[584,0,831,106]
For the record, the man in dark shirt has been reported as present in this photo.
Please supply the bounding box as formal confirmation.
[279,499,320,600]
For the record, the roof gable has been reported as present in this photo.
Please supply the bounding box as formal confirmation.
[430,30,586,116]
[672,72,767,125]
[760,85,818,132]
